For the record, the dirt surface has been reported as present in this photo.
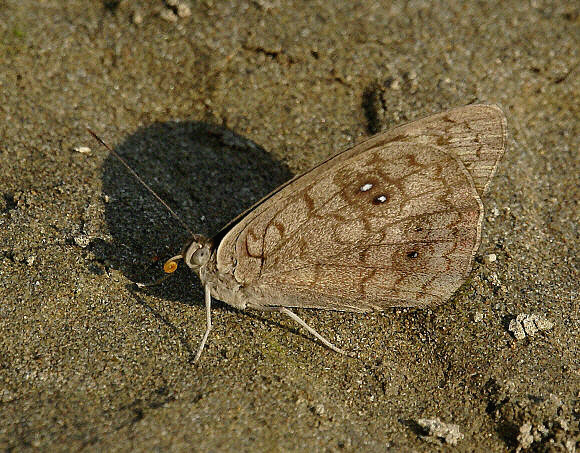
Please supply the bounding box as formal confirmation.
[1,1,578,451]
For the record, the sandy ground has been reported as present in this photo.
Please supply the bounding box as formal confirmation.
[1,1,578,451]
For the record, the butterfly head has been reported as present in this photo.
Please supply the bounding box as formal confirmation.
[182,234,213,270]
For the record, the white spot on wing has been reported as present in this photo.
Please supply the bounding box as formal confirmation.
[360,183,373,192]
[375,195,387,203]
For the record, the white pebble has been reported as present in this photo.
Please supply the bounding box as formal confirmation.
[484,253,497,264]
[417,417,463,445]
[509,313,553,340]
[73,146,91,154]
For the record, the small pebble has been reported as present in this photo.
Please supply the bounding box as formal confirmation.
[509,313,553,340]
[484,253,497,264]
[312,403,325,416]
[74,235,91,248]
[417,417,464,445]
[73,146,91,154]
[176,3,191,17]
[160,9,178,22]
[132,10,143,24]
[517,423,534,450]
[165,0,191,18]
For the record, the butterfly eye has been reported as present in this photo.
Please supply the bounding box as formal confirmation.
[191,247,210,266]
[184,238,211,268]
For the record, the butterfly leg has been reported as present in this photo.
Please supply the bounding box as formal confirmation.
[275,307,346,355]
[193,283,212,363]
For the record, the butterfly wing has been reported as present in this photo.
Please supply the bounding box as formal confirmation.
[215,105,506,312]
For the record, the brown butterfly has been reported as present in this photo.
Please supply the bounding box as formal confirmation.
[91,104,507,362]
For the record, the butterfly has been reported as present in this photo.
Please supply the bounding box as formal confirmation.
[91,104,507,362]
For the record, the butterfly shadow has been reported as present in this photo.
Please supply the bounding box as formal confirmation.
[91,121,292,349]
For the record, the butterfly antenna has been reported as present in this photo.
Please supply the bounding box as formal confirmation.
[87,128,195,236]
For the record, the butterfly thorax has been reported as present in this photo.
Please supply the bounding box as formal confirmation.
[202,257,250,310]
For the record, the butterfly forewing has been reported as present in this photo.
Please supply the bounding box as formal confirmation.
[217,140,481,311]
[215,105,506,312]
